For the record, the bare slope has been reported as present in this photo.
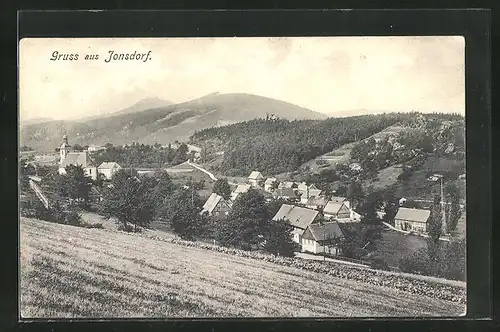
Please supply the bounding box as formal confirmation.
[20,93,327,151]
[20,218,463,318]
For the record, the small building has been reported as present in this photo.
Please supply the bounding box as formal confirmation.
[300,187,322,204]
[59,152,98,180]
[248,171,264,187]
[278,181,297,189]
[273,187,298,201]
[394,207,431,233]
[264,177,278,192]
[98,162,122,180]
[323,197,351,220]
[87,145,106,152]
[305,196,329,210]
[272,204,322,243]
[230,184,252,201]
[301,221,345,255]
[201,193,233,218]
[297,182,308,194]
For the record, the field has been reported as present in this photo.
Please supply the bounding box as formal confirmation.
[20,217,464,318]
[373,229,428,267]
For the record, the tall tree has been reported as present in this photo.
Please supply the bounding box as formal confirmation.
[159,188,204,240]
[346,181,364,208]
[173,143,189,165]
[213,178,231,200]
[58,164,91,203]
[100,174,154,232]
[360,191,383,225]
[445,183,462,233]
[216,189,269,250]
[261,219,299,257]
[427,195,443,261]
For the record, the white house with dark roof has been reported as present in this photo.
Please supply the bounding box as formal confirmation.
[98,162,122,180]
[272,204,322,243]
[394,207,431,233]
[248,171,264,187]
[201,193,233,218]
[323,197,360,222]
[301,221,345,255]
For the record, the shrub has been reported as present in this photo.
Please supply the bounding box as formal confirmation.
[81,222,104,229]
[370,257,390,271]
[118,223,136,232]
[65,210,82,226]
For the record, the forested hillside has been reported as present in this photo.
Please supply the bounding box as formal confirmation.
[20,93,326,152]
[191,112,459,176]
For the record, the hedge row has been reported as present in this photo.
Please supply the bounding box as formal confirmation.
[150,236,465,305]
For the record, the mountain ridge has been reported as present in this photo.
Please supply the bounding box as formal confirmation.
[20,93,327,152]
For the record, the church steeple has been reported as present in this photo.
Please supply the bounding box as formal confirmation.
[59,131,71,165]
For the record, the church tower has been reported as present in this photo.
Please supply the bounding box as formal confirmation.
[59,132,71,165]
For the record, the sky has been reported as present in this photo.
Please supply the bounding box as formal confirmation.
[19,36,465,121]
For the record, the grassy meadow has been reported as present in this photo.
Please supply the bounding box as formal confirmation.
[20,217,464,318]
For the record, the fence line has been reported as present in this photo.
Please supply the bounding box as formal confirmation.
[29,179,50,209]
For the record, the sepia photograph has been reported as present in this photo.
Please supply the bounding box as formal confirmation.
[19,36,466,318]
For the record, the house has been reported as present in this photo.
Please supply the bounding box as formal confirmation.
[264,177,278,192]
[273,187,298,201]
[323,197,351,220]
[399,197,407,206]
[230,183,252,201]
[300,187,322,204]
[272,204,322,243]
[301,221,345,255]
[98,162,122,180]
[57,133,98,180]
[297,182,308,194]
[248,171,264,187]
[59,152,98,180]
[278,181,297,189]
[201,193,233,217]
[87,145,106,152]
[394,207,431,233]
[305,196,329,210]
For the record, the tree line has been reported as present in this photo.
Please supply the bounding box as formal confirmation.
[190,112,464,176]
[89,142,193,168]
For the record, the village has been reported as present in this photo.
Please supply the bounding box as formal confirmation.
[21,132,458,270]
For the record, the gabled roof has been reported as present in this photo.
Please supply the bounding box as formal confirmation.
[278,181,297,189]
[272,204,319,230]
[323,199,347,215]
[297,182,308,191]
[306,196,328,207]
[395,208,431,223]
[273,187,297,198]
[248,171,264,180]
[302,221,345,242]
[264,177,277,185]
[98,162,121,170]
[308,189,323,198]
[330,196,346,203]
[234,184,251,194]
[60,152,95,169]
[202,193,232,214]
